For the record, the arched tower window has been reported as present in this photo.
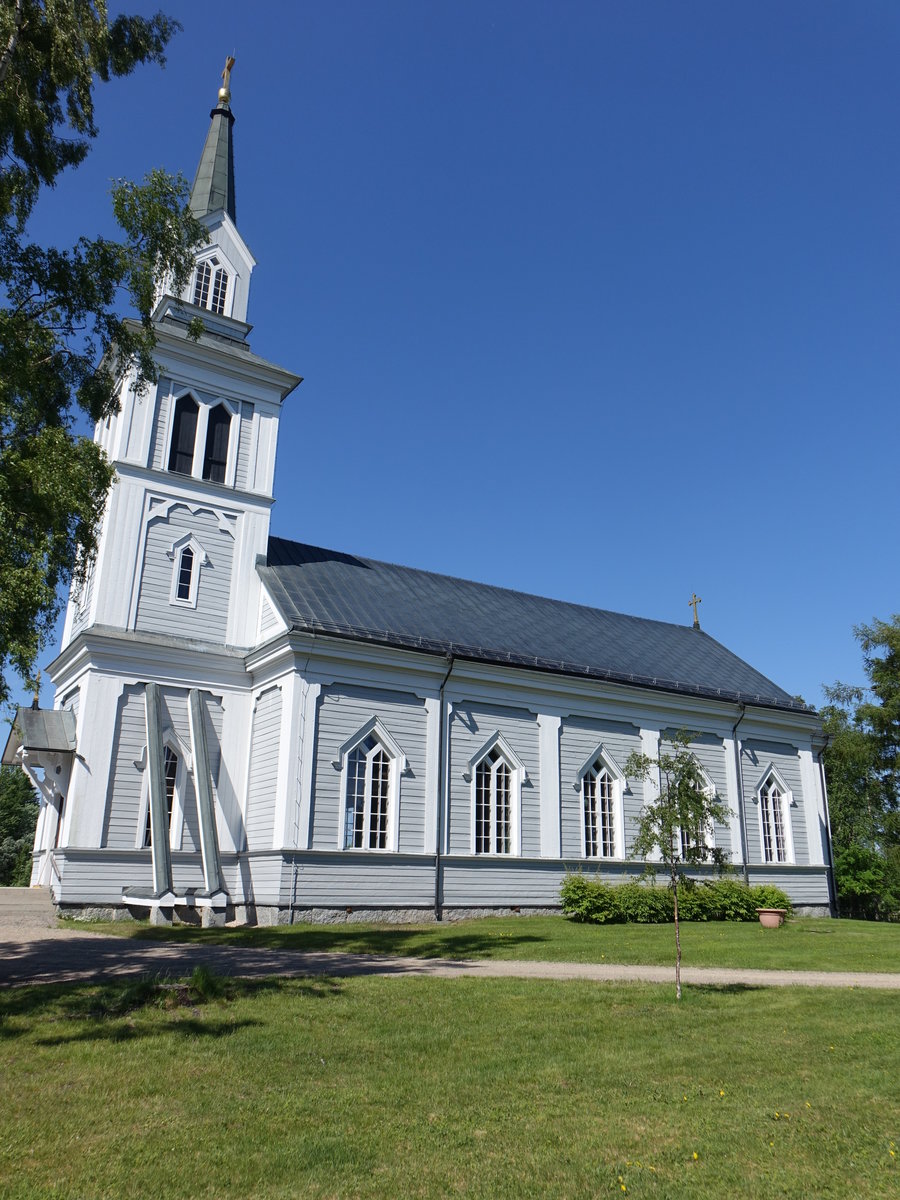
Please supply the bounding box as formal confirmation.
[175,546,194,601]
[202,404,231,483]
[193,256,229,315]
[167,395,199,475]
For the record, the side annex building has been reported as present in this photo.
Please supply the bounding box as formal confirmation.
[4,75,835,923]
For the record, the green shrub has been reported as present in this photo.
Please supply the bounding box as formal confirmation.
[560,874,795,924]
[678,880,715,921]
[750,884,793,916]
[615,881,673,923]
[559,874,621,923]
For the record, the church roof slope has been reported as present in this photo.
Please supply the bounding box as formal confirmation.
[260,537,809,713]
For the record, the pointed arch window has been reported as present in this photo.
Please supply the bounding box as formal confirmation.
[143,746,178,848]
[167,534,209,608]
[345,734,391,850]
[757,766,794,864]
[475,746,512,854]
[168,394,199,475]
[678,764,717,859]
[202,404,231,483]
[135,730,192,851]
[193,256,229,314]
[336,718,406,853]
[468,734,524,856]
[578,745,626,859]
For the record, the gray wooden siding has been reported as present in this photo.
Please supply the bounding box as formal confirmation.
[289,853,435,908]
[741,739,809,865]
[746,866,830,905]
[259,597,280,637]
[559,715,642,858]
[135,503,234,641]
[69,563,95,638]
[61,687,80,722]
[102,684,147,849]
[442,858,566,906]
[447,702,541,856]
[235,402,254,491]
[311,685,427,853]
[245,687,282,850]
[150,380,172,471]
[55,851,251,905]
[102,684,222,855]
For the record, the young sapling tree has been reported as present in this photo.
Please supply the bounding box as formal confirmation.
[625,732,732,998]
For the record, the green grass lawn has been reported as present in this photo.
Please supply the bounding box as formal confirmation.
[75,913,900,974]
[1,972,897,1199]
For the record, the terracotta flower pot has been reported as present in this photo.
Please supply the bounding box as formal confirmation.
[756,907,786,928]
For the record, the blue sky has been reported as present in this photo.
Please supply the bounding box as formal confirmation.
[19,1,900,711]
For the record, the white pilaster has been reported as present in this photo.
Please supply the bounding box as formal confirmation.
[537,713,561,858]
[66,674,124,846]
[722,736,744,865]
[273,674,303,848]
[216,691,248,853]
[296,681,322,850]
[423,696,440,854]
[639,727,661,861]
[798,745,824,866]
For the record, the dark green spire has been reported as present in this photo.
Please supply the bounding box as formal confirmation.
[190,57,237,223]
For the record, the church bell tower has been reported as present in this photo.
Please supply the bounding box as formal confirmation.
[59,60,301,654]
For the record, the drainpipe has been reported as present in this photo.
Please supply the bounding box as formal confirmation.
[731,704,750,885]
[816,738,839,918]
[434,655,454,921]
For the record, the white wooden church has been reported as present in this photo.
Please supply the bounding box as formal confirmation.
[4,70,835,923]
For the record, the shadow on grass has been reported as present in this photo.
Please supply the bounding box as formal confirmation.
[683,983,766,996]
[79,921,550,960]
[0,974,343,1042]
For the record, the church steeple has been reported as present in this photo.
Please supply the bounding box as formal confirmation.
[190,57,237,222]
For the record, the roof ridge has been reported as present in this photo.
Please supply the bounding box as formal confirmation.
[266,534,710,639]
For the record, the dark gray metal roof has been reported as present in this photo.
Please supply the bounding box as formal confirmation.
[2,707,77,765]
[190,103,236,222]
[260,537,810,713]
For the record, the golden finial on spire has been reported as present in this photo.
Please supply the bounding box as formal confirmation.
[218,55,236,104]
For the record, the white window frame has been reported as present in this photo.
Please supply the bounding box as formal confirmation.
[466,732,525,857]
[134,728,193,851]
[191,249,236,317]
[755,763,795,864]
[164,388,239,488]
[334,717,406,853]
[575,743,626,860]
[166,533,209,608]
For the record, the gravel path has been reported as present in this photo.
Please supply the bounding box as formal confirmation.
[2,890,899,990]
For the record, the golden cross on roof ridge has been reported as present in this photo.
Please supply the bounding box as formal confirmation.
[689,593,702,629]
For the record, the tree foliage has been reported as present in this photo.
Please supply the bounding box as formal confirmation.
[625,732,733,998]
[0,2,207,703]
[0,763,39,885]
[823,615,900,920]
